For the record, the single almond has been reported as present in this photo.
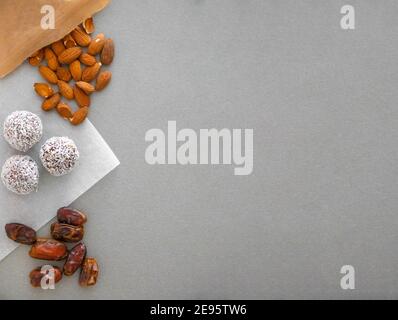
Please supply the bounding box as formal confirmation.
[42,93,61,111]
[57,102,74,119]
[34,83,54,98]
[51,40,66,56]
[63,34,77,48]
[69,60,82,81]
[28,49,44,66]
[56,67,72,82]
[95,71,112,91]
[58,80,74,100]
[39,65,58,84]
[71,26,91,47]
[73,85,91,108]
[58,47,82,64]
[70,107,89,125]
[45,48,59,71]
[82,62,101,82]
[28,56,42,66]
[87,33,105,55]
[79,53,96,66]
[101,38,114,65]
[76,81,95,95]
[82,17,95,34]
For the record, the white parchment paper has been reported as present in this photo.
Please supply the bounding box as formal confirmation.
[0,63,120,262]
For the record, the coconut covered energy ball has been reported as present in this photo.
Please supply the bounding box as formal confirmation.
[1,155,39,195]
[40,137,79,176]
[3,111,43,152]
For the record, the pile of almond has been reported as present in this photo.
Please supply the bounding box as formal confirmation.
[30,17,114,125]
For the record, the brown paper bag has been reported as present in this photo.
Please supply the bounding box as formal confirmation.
[0,0,110,78]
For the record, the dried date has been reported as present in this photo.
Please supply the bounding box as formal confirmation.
[5,223,37,245]
[63,243,87,276]
[29,238,68,261]
[57,207,87,226]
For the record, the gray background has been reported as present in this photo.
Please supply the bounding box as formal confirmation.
[1,0,398,299]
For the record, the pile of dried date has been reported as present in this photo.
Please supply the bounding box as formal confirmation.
[29,17,114,125]
[4,207,99,288]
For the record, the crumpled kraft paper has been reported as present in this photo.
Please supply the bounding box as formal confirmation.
[0,0,110,78]
[0,55,120,262]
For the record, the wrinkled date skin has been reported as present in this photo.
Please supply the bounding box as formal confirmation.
[29,238,68,260]
[5,223,37,245]
[51,222,84,243]
[29,266,62,288]
[57,207,87,226]
[79,257,99,286]
[63,243,87,276]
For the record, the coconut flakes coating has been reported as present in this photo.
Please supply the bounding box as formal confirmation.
[3,111,43,152]
[1,155,39,195]
[40,137,79,176]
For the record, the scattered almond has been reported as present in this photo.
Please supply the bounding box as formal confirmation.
[58,47,82,64]
[56,67,72,82]
[51,40,66,56]
[82,62,101,82]
[57,102,74,119]
[39,65,58,84]
[101,38,114,65]
[28,23,114,126]
[71,26,91,47]
[34,83,54,98]
[76,81,95,95]
[95,71,112,91]
[69,60,82,81]
[83,17,95,34]
[42,93,61,111]
[73,85,91,108]
[79,53,96,66]
[70,107,89,125]
[87,33,105,55]
[57,80,74,100]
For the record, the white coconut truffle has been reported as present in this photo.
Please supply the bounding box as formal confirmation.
[1,155,39,195]
[40,137,79,176]
[3,111,43,152]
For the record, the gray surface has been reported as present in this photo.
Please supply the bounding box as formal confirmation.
[1,0,398,299]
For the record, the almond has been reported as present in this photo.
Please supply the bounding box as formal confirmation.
[63,34,77,48]
[45,48,59,71]
[58,47,82,64]
[95,71,112,91]
[28,49,44,66]
[82,62,101,82]
[76,81,95,95]
[87,33,105,55]
[73,85,91,108]
[39,65,58,84]
[42,93,61,111]
[79,53,96,66]
[51,40,66,56]
[57,102,74,119]
[57,80,74,100]
[70,107,89,125]
[28,56,42,66]
[34,83,54,98]
[101,38,114,65]
[71,27,91,47]
[69,60,82,81]
[83,17,95,34]
[56,67,72,82]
